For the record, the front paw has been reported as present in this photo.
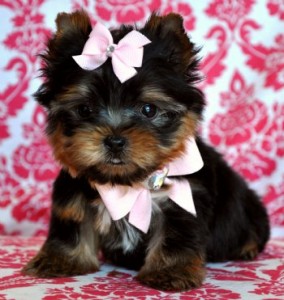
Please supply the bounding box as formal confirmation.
[23,250,99,278]
[137,265,206,291]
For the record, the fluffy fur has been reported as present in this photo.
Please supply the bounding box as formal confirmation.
[23,11,270,291]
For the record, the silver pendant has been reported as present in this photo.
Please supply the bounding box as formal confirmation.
[147,166,169,190]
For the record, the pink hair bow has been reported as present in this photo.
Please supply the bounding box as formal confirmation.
[92,138,204,233]
[72,22,151,83]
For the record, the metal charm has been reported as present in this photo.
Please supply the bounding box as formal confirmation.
[106,44,116,57]
[147,166,169,190]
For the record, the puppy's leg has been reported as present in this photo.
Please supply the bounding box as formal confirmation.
[236,189,270,261]
[206,187,270,262]
[137,203,206,291]
[23,171,99,277]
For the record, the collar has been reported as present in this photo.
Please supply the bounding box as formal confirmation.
[91,137,203,233]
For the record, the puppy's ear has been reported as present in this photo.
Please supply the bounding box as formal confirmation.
[35,10,91,108]
[142,13,199,76]
[144,13,185,38]
[47,10,91,61]
[54,10,91,42]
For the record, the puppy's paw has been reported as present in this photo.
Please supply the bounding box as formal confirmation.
[22,251,99,278]
[137,265,206,291]
[239,240,260,260]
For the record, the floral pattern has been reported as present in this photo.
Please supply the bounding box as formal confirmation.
[205,0,254,30]
[95,0,161,23]
[241,33,284,91]
[267,0,284,20]
[0,0,284,299]
[208,70,282,182]
[0,236,283,299]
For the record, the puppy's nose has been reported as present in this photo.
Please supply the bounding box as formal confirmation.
[104,136,126,152]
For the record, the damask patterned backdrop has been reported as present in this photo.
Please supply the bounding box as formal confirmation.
[0,0,283,239]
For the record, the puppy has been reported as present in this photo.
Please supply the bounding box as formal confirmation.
[23,10,270,291]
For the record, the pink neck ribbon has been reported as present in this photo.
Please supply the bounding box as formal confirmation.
[72,22,151,83]
[92,138,204,233]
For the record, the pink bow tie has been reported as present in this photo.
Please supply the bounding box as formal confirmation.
[72,22,151,83]
[92,138,204,233]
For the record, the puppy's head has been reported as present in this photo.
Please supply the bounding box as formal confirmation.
[36,10,205,185]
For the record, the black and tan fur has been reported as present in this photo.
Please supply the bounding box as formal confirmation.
[23,11,270,291]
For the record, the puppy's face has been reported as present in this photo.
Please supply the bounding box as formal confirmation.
[37,11,204,185]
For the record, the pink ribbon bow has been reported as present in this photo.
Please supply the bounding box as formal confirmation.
[72,22,151,83]
[93,138,204,233]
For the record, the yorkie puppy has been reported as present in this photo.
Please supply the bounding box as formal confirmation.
[23,10,270,291]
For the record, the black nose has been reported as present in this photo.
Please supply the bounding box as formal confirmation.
[104,136,127,152]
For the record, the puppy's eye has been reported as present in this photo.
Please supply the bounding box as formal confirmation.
[77,104,92,118]
[141,104,158,119]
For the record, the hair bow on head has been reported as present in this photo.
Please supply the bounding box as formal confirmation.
[72,22,151,83]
